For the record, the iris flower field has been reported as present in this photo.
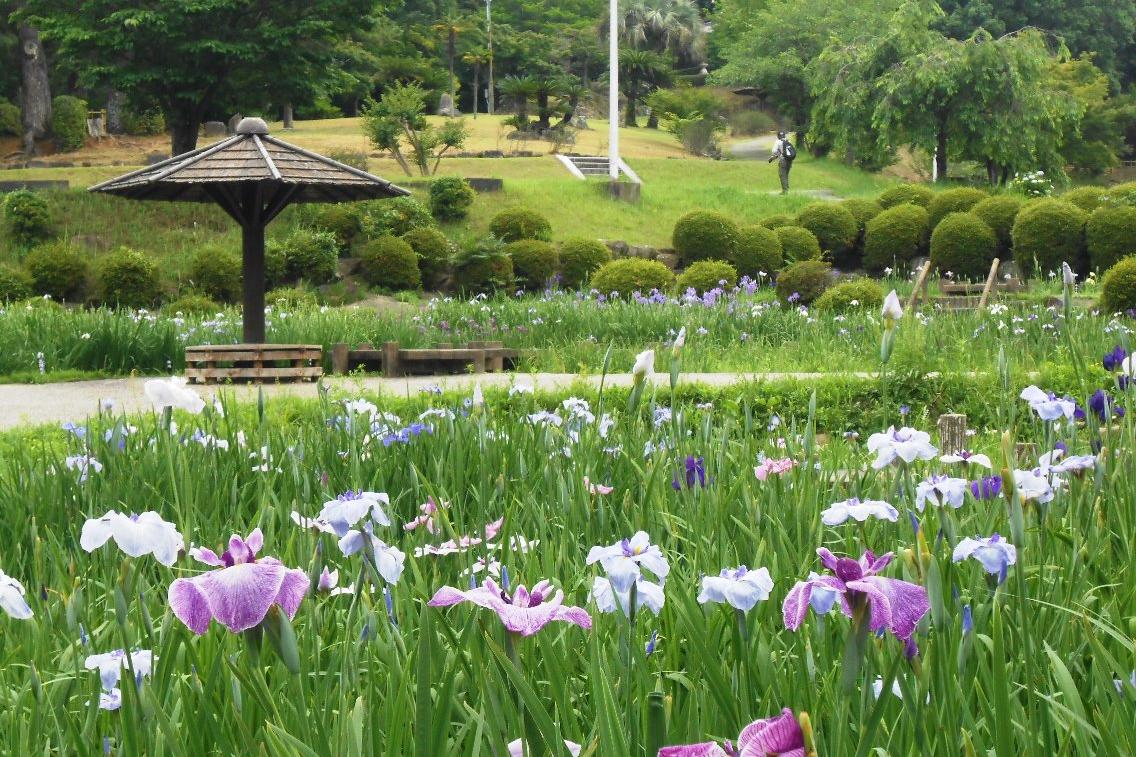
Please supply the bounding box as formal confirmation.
[1,288,1135,756]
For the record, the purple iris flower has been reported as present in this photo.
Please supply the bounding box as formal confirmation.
[1088,389,1124,422]
[783,548,930,657]
[428,578,592,637]
[969,476,1003,500]
[168,529,309,635]
[673,455,707,490]
[1103,345,1128,372]
[659,708,805,756]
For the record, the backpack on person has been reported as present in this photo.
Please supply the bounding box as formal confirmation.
[781,139,797,161]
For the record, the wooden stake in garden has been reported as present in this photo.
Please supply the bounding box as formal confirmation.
[937,413,968,455]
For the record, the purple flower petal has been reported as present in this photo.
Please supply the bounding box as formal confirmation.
[737,708,805,756]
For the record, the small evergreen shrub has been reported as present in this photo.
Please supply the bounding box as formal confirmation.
[775,260,832,304]
[266,286,319,309]
[558,237,612,289]
[505,239,559,291]
[813,277,884,312]
[677,259,738,294]
[0,264,33,301]
[840,198,884,232]
[51,95,88,152]
[2,189,53,248]
[429,177,476,221]
[1099,256,1136,313]
[163,293,220,315]
[774,226,821,263]
[23,241,88,301]
[759,214,795,230]
[305,204,364,253]
[357,235,422,290]
[0,100,20,136]
[122,108,166,136]
[590,259,676,297]
[877,183,934,209]
[402,227,453,290]
[279,228,339,284]
[672,210,739,265]
[970,195,1024,254]
[488,207,552,242]
[1011,199,1088,279]
[455,238,515,294]
[929,213,998,281]
[360,196,436,238]
[926,187,987,228]
[732,225,782,278]
[264,242,287,289]
[188,246,242,302]
[795,203,859,268]
[1062,186,1105,212]
[97,247,161,308]
[863,204,929,274]
[1086,205,1136,272]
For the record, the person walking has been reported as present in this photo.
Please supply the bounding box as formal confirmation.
[768,130,796,194]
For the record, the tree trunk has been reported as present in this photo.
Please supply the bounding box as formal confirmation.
[170,114,201,156]
[536,92,550,130]
[447,30,457,117]
[282,103,294,129]
[935,124,948,182]
[471,65,479,118]
[985,159,997,186]
[646,111,658,129]
[18,23,52,155]
[625,91,637,127]
[106,91,127,134]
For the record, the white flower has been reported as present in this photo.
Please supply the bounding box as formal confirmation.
[673,326,686,351]
[1019,386,1076,422]
[914,475,969,511]
[143,376,205,414]
[632,349,654,381]
[940,451,993,469]
[0,570,33,619]
[84,649,153,692]
[866,426,938,469]
[1062,262,1076,287]
[881,290,903,321]
[1013,469,1055,503]
[586,531,669,592]
[80,511,184,566]
[508,383,534,396]
[471,383,485,407]
[697,566,773,612]
[952,534,1017,575]
[318,491,391,531]
[342,399,378,417]
[290,510,337,534]
[821,498,899,525]
[64,454,103,481]
[591,575,665,616]
[338,529,406,584]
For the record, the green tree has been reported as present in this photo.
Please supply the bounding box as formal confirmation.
[362,82,469,176]
[22,0,374,155]
[616,49,673,127]
[619,0,706,62]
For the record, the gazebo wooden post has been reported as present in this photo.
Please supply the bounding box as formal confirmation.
[241,182,266,344]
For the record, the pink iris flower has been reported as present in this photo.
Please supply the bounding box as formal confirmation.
[754,457,796,481]
[428,578,592,637]
[659,708,805,756]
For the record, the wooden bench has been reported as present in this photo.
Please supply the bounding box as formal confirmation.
[185,344,323,384]
[907,258,1025,313]
[330,341,520,377]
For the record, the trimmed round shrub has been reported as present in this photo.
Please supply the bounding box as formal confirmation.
[732,225,782,278]
[2,189,53,248]
[1086,205,1136,272]
[930,212,998,281]
[266,286,319,310]
[970,195,1024,254]
[1102,182,1136,208]
[456,244,515,294]
[813,277,884,312]
[429,177,476,221]
[188,246,242,302]
[863,204,930,274]
[0,264,33,301]
[878,184,934,209]
[926,187,987,228]
[775,226,821,263]
[0,101,20,137]
[590,258,676,297]
[558,237,612,289]
[401,227,453,290]
[1100,256,1136,314]
[677,259,738,294]
[1062,186,1106,212]
[759,214,795,230]
[97,247,161,308]
[360,196,436,238]
[488,207,552,242]
[304,204,363,253]
[795,203,859,268]
[840,198,884,231]
[1011,199,1088,279]
[23,242,88,301]
[163,293,220,315]
[279,228,339,284]
[357,235,422,291]
[506,239,559,290]
[672,210,740,265]
[51,95,88,152]
[775,260,832,305]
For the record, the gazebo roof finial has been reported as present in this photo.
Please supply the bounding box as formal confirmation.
[235,117,269,135]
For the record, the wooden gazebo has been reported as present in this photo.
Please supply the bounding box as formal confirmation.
[90,117,408,377]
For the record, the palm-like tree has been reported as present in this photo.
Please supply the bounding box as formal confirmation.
[620,0,706,62]
[432,13,467,114]
[617,49,673,127]
[462,48,489,117]
[499,75,538,125]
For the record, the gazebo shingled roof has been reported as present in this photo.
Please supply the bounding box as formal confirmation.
[90,117,409,342]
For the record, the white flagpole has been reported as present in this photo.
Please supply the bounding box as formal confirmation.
[609,0,619,180]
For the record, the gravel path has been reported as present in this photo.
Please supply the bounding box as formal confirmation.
[0,372,876,430]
